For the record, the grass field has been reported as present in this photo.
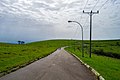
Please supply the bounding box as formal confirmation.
[66,41,120,80]
[91,40,120,58]
[74,40,120,59]
[0,39,120,79]
[0,40,74,75]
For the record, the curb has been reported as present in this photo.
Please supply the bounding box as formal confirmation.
[70,52,105,80]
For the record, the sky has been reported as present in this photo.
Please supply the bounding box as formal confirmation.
[0,0,120,43]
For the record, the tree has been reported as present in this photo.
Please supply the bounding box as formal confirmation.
[21,41,25,44]
[18,41,21,44]
[18,41,25,44]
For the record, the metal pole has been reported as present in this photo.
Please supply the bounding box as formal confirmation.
[77,22,84,57]
[68,21,84,57]
[82,28,84,57]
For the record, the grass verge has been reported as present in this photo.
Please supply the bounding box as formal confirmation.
[65,47,120,80]
[0,40,74,76]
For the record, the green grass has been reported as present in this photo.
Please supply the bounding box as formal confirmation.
[0,39,120,79]
[0,40,75,74]
[66,47,120,80]
[82,40,120,59]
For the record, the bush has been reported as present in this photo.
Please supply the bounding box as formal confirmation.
[93,49,120,59]
[116,42,120,46]
[93,49,104,55]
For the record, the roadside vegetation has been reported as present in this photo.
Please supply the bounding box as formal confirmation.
[0,40,74,76]
[85,40,120,59]
[66,40,120,80]
[0,39,120,80]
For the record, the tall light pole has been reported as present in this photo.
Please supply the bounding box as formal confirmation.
[68,21,84,57]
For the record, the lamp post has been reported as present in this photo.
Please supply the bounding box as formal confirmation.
[68,21,84,57]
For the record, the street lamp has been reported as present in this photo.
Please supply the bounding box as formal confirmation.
[68,20,84,57]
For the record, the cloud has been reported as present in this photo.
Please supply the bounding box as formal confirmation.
[0,0,120,43]
[0,12,55,42]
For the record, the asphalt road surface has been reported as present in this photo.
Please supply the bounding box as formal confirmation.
[0,48,96,80]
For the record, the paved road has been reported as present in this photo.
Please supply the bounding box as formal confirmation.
[0,48,96,80]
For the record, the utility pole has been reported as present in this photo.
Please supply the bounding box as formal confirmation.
[83,10,99,58]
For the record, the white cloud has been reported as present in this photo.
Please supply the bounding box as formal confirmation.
[0,0,120,43]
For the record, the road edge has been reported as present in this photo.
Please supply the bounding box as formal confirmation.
[66,50,105,80]
[0,49,58,77]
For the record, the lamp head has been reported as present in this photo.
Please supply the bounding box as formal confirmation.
[97,10,99,13]
[83,10,84,13]
[68,21,72,23]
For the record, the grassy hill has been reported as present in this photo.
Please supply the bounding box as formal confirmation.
[0,40,74,76]
[0,39,120,79]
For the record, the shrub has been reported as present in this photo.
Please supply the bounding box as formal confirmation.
[93,49,120,59]
[116,42,120,46]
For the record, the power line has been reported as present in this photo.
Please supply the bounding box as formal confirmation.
[72,0,100,39]
[92,0,100,10]
[84,0,89,9]
[82,0,99,30]
[69,0,90,39]
[73,26,79,38]
[74,0,99,39]
[79,0,89,23]
[98,0,109,10]
[83,16,89,31]
[83,0,100,31]
[89,0,111,25]
[73,0,89,39]
[80,0,110,58]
